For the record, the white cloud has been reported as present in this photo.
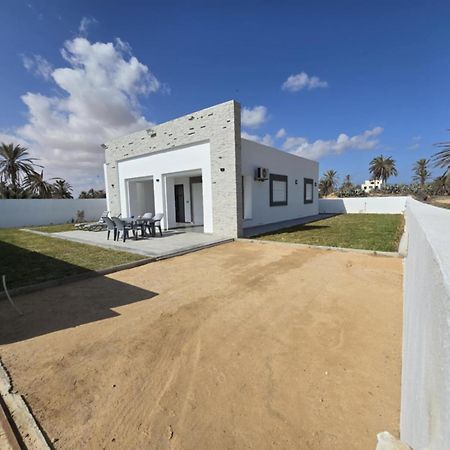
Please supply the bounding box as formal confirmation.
[283,127,383,160]
[282,72,328,92]
[275,128,286,139]
[241,131,273,147]
[0,132,30,149]
[22,54,53,80]
[241,105,268,129]
[409,135,422,150]
[78,17,98,36]
[9,36,165,192]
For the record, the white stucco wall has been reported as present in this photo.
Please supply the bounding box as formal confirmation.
[401,198,450,450]
[241,139,319,228]
[116,142,213,233]
[0,199,107,228]
[128,180,154,217]
[319,196,408,214]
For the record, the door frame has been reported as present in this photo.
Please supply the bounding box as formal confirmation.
[189,176,203,224]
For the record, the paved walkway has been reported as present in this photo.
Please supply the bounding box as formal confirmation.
[242,213,338,237]
[49,229,232,258]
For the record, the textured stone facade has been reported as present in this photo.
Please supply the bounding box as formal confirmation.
[103,100,243,237]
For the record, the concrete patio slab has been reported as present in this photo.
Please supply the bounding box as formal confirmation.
[49,229,232,258]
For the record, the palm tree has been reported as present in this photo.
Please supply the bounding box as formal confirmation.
[432,134,450,181]
[412,159,431,187]
[52,179,73,199]
[0,143,39,189]
[430,175,450,195]
[79,188,106,199]
[23,170,53,198]
[319,170,338,196]
[341,174,353,190]
[0,180,30,199]
[369,155,398,184]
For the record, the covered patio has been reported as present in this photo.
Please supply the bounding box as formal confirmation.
[115,141,214,234]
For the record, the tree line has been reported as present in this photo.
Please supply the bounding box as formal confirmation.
[319,139,450,198]
[2,137,449,201]
[0,143,105,199]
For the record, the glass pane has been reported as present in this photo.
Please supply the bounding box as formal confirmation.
[306,183,313,201]
[273,180,287,202]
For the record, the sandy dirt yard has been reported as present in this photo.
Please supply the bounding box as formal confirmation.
[433,196,450,204]
[0,241,403,450]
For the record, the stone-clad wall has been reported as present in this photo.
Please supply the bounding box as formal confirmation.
[103,100,242,237]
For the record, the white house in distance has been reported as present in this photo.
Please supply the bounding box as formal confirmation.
[102,100,318,238]
[361,179,383,192]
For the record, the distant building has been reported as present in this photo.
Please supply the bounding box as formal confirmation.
[361,179,383,192]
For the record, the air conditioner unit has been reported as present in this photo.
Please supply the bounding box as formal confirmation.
[255,167,269,181]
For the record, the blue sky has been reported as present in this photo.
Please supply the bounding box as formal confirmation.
[1,0,449,192]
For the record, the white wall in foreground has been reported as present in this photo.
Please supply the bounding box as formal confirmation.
[319,196,408,214]
[0,199,107,228]
[401,198,450,450]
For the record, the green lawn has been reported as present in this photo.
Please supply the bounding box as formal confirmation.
[0,228,145,290]
[256,214,404,252]
[31,223,76,233]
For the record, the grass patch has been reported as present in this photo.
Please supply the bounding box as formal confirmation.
[0,228,145,290]
[256,214,404,252]
[31,223,76,233]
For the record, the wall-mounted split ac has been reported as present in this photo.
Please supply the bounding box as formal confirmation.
[255,167,269,181]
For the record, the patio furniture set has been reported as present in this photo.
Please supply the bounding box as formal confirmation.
[104,213,164,242]
[75,211,164,242]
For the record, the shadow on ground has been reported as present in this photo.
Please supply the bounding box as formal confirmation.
[0,239,96,289]
[0,242,157,344]
[254,223,330,238]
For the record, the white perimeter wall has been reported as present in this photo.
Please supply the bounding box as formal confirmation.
[401,198,450,449]
[319,196,408,214]
[116,142,213,232]
[0,199,107,228]
[241,139,319,228]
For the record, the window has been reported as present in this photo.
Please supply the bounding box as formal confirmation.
[270,174,288,206]
[304,178,314,204]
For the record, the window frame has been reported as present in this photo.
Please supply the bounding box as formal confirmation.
[270,174,288,207]
[304,178,314,204]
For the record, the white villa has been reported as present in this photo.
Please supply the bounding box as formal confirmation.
[361,178,383,192]
[102,100,319,238]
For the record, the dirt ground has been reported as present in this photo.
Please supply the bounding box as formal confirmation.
[0,241,403,450]
[433,196,450,204]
